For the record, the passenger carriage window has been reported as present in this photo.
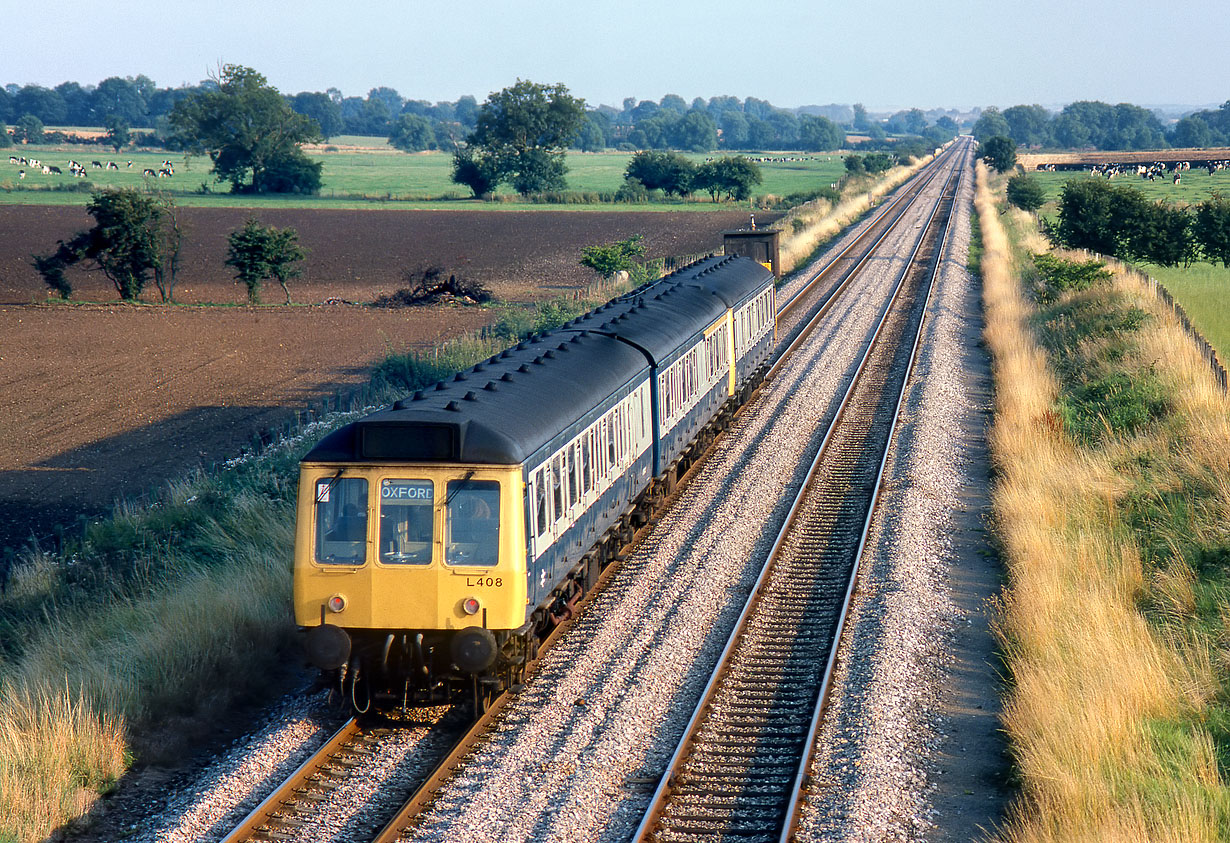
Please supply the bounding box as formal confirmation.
[597,424,607,482]
[552,455,565,524]
[314,477,368,565]
[581,435,592,494]
[610,413,619,467]
[568,442,579,507]
[534,467,548,538]
[445,480,500,567]
[379,479,434,565]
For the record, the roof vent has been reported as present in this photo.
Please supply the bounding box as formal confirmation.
[516,342,528,351]
[533,356,545,365]
[434,382,448,391]
[413,390,425,401]
[557,342,569,351]
[472,363,485,373]
[445,401,461,412]
[500,349,512,359]
[454,372,467,382]
[544,350,555,359]
[463,391,477,401]
[503,371,517,381]
[517,364,531,373]
[483,382,498,392]
[569,335,582,344]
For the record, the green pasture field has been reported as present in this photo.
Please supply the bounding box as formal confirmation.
[1023,167,1230,362]
[1143,262,1230,362]
[0,140,848,210]
[1029,167,1230,216]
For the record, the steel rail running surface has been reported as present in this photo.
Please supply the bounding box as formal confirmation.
[774,140,962,321]
[631,150,967,843]
[769,143,962,382]
[220,717,366,843]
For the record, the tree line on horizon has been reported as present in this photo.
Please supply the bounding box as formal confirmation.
[0,74,961,155]
[973,101,1230,151]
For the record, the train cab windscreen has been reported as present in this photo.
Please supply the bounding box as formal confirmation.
[314,477,368,564]
[379,479,434,564]
[445,480,500,567]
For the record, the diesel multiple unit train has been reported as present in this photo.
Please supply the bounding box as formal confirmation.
[294,255,776,710]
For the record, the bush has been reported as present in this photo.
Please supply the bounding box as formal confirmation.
[580,235,646,279]
[625,150,695,197]
[1006,173,1046,212]
[1031,253,1112,304]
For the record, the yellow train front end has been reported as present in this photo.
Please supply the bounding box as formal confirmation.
[294,461,527,709]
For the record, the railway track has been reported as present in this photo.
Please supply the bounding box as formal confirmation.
[217,141,969,843]
[631,155,965,843]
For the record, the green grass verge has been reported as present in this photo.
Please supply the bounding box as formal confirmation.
[1142,262,1230,363]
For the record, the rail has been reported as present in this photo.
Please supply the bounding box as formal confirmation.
[632,151,966,842]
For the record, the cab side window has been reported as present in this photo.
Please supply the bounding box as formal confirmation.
[314,477,368,565]
[445,480,500,567]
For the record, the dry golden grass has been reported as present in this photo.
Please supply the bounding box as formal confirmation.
[977,162,1230,842]
[778,153,936,274]
[0,493,295,842]
[0,686,127,842]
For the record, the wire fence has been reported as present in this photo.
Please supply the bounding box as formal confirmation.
[1130,267,1229,394]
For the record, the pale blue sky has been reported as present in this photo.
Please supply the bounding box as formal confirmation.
[3,0,1226,112]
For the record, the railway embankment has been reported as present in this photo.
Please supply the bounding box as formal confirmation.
[976,160,1230,840]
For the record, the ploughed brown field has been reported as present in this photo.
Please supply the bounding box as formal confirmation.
[0,205,776,550]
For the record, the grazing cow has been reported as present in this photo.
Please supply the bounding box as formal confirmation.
[27,158,39,168]
[105,161,118,170]
[7,156,17,164]
[18,170,24,179]
[142,168,157,176]
[91,161,102,168]
[126,161,133,168]
[48,165,62,174]
[41,165,51,174]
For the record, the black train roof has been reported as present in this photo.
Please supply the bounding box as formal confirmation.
[302,256,772,466]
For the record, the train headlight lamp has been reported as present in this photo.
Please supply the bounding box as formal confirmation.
[462,596,481,615]
[327,594,346,613]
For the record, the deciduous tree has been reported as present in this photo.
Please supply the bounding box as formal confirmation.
[461,79,586,195]
[978,135,1017,173]
[625,151,695,197]
[580,234,646,279]
[170,64,323,194]
[389,113,436,152]
[31,189,178,301]
[1194,192,1230,267]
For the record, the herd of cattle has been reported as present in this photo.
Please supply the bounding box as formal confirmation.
[1036,159,1230,184]
[6,155,176,180]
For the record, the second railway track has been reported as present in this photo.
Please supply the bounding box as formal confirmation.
[633,155,965,843]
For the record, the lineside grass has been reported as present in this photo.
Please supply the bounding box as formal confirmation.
[776,152,936,275]
[977,160,1230,841]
